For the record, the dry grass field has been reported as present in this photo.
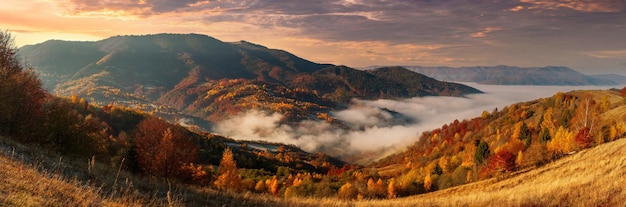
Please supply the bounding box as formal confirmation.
[0,152,147,206]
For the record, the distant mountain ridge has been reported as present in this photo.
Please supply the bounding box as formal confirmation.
[591,74,626,85]
[17,33,481,125]
[380,65,619,85]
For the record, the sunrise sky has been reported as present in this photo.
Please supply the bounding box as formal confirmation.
[2,0,626,74]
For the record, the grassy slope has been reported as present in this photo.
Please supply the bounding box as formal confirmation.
[0,150,140,206]
[353,137,626,207]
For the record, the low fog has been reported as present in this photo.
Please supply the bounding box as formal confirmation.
[214,83,620,159]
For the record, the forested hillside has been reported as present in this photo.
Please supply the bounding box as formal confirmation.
[368,88,626,197]
[18,34,481,124]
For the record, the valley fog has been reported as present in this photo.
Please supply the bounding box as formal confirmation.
[214,83,621,158]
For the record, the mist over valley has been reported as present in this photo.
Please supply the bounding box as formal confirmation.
[213,83,623,162]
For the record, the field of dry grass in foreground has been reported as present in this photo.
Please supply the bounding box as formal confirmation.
[0,151,149,207]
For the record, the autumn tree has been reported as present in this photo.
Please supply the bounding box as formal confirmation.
[387,178,397,199]
[43,99,107,156]
[547,126,576,154]
[494,149,517,172]
[214,148,242,191]
[0,30,46,141]
[338,182,358,200]
[571,96,599,148]
[367,178,386,198]
[424,174,433,191]
[134,117,198,178]
[541,108,558,137]
[268,176,280,195]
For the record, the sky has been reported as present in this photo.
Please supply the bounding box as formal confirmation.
[2,0,626,74]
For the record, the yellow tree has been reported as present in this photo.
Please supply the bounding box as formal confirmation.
[387,178,397,199]
[254,180,266,192]
[541,108,558,137]
[338,182,357,200]
[366,178,377,197]
[268,176,280,196]
[548,126,576,154]
[214,148,241,191]
[424,174,433,191]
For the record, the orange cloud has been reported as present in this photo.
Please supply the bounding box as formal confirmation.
[471,27,502,38]
[509,5,525,12]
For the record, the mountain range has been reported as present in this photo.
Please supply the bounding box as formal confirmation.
[387,65,623,85]
[17,34,480,125]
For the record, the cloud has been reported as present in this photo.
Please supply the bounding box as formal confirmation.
[521,0,624,12]
[509,5,525,12]
[582,50,626,59]
[63,0,219,16]
[212,83,620,162]
[471,27,503,38]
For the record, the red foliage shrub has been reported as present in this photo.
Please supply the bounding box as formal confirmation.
[575,127,593,148]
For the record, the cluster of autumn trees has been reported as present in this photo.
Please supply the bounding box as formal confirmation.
[368,89,626,198]
[0,31,46,141]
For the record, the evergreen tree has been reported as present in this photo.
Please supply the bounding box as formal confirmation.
[475,141,490,164]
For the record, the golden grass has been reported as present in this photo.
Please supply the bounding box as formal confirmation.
[0,153,146,206]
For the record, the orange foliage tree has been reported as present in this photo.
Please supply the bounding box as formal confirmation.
[134,117,198,178]
[387,178,397,199]
[214,148,242,191]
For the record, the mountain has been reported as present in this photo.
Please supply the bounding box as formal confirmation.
[18,34,481,124]
[393,65,617,85]
[367,66,481,96]
[592,74,626,85]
